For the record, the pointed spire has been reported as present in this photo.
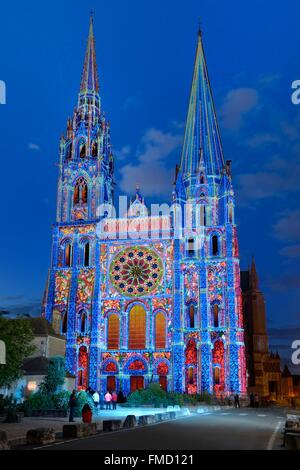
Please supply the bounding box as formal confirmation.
[250,257,259,290]
[80,14,99,94]
[180,27,225,186]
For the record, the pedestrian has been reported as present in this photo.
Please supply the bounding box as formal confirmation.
[68,389,77,422]
[82,403,92,423]
[99,392,105,410]
[249,392,255,408]
[117,390,125,404]
[92,390,100,410]
[254,394,259,408]
[104,390,112,410]
[112,390,118,410]
[234,394,240,409]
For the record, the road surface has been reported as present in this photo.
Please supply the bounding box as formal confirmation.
[34,408,285,451]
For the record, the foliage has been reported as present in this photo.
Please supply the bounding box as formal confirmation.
[0,394,16,414]
[127,383,168,406]
[126,383,213,407]
[22,390,71,413]
[23,391,55,413]
[4,407,19,423]
[74,391,95,417]
[52,391,70,410]
[0,318,35,387]
[39,356,66,394]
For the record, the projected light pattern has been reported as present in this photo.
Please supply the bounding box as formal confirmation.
[42,18,246,397]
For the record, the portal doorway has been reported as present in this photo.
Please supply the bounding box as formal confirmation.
[130,376,144,392]
[107,376,116,392]
[159,376,167,391]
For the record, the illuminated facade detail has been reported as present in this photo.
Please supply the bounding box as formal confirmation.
[42,19,246,395]
[109,246,163,298]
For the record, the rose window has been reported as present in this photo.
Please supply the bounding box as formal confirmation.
[110,246,163,297]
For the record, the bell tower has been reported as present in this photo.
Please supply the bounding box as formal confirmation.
[56,15,114,225]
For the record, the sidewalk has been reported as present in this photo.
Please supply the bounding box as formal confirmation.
[0,406,170,445]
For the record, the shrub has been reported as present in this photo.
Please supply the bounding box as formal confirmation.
[74,391,95,417]
[23,391,55,413]
[52,391,70,410]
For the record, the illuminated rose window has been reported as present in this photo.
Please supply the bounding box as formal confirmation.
[109,246,163,297]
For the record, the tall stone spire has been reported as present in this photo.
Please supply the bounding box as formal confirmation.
[180,28,225,185]
[250,257,259,290]
[79,14,99,95]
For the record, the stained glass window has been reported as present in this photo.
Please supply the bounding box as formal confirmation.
[107,314,120,350]
[129,305,146,349]
[155,312,166,349]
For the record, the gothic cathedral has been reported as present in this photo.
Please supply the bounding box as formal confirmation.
[42,18,247,396]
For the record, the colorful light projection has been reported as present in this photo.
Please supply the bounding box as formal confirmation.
[212,339,225,394]
[109,246,163,298]
[54,270,71,305]
[43,20,246,397]
[78,345,88,390]
[76,269,95,304]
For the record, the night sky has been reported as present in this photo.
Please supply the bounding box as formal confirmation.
[0,0,299,372]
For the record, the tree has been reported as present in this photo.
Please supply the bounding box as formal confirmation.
[40,356,66,394]
[0,318,35,387]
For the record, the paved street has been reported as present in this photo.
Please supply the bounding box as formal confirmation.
[36,408,286,451]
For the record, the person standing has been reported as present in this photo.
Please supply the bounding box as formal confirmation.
[112,390,118,410]
[82,403,93,423]
[68,389,77,422]
[92,390,100,411]
[249,392,255,408]
[254,394,259,408]
[104,390,112,410]
[234,394,240,409]
[99,392,104,410]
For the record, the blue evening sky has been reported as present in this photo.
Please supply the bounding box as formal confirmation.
[0,0,299,370]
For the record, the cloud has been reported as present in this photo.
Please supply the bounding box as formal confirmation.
[122,95,140,111]
[265,273,300,292]
[118,128,182,197]
[114,145,131,161]
[0,299,41,318]
[0,294,24,301]
[237,153,300,204]
[281,117,300,142]
[221,88,259,130]
[28,143,40,151]
[257,73,281,85]
[273,209,300,243]
[245,133,280,148]
[279,245,300,258]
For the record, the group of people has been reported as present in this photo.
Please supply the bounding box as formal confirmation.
[68,388,126,423]
[249,393,260,408]
[91,389,119,410]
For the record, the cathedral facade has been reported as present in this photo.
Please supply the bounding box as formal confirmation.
[42,18,246,396]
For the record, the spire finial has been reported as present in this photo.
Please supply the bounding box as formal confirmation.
[198,18,202,37]
[79,14,99,94]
